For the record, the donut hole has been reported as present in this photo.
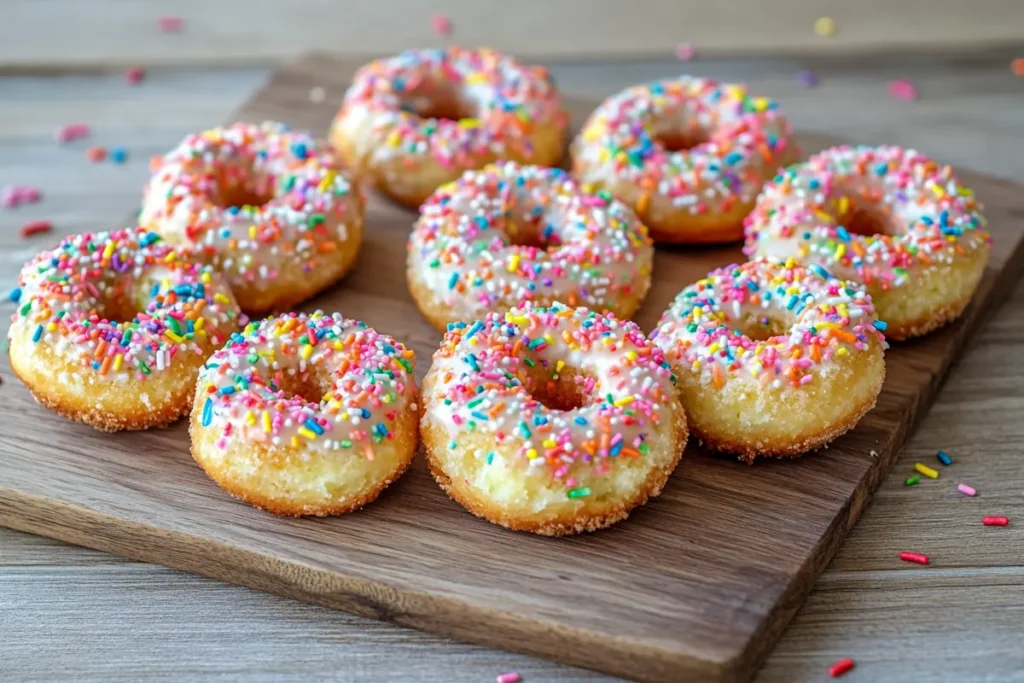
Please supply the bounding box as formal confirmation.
[842,203,897,237]
[216,183,274,210]
[731,312,793,342]
[271,370,332,405]
[655,127,711,153]
[400,85,476,123]
[504,216,553,250]
[521,363,590,412]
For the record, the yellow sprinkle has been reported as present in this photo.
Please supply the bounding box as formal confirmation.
[614,396,635,407]
[318,169,337,193]
[291,436,300,448]
[245,411,256,426]
[814,16,836,36]
[248,225,257,240]
[164,251,177,263]
[214,293,230,305]
[201,271,211,284]
[507,254,520,273]
[165,330,184,343]
[915,463,939,479]
[113,354,123,372]
[465,73,487,85]
[301,344,314,361]
[835,244,847,259]
[837,196,850,215]
[543,439,557,449]
[298,427,317,439]
[194,317,205,331]
[752,97,771,112]
[458,118,480,128]
[555,360,565,372]
[386,131,401,147]
[46,322,57,332]
[527,448,538,460]
[837,347,848,356]
[102,243,115,260]
[625,351,637,361]
[262,411,272,433]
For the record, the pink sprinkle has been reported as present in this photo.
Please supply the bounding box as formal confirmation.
[56,123,90,144]
[899,551,929,565]
[156,15,184,32]
[431,14,452,36]
[982,515,1009,527]
[125,67,146,85]
[887,79,918,101]
[2,185,43,209]
[675,42,696,61]
[958,483,977,496]
[496,673,520,683]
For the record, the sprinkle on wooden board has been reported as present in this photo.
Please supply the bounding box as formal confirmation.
[125,67,146,85]
[887,79,918,102]
[914,462,939,479]
[982,515,1009,527]
[903,475,920,486]
[828,657,855,678]
[936,449,953,466]
[899,551,929,565]
[958,483,977,496]
[496,672,521,683]
[814,16,836,36]
[156,15,184,33]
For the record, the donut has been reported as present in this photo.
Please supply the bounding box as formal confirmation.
[420,302,687,535]
[189,311,418,517]
[140,121,364,315]
[330,47,568,208]
[744,145,991,339]
[650,258,886,462]
[571,76,797,244]
[407,162,654,332]
[7,227,242,431]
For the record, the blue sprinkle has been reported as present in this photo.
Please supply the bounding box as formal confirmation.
[936,450,952,466]
[486,452,495,465]
[471,411,489,421]
[809,264,831,280]
[361,408,371,419]
[448,272,459,290]
[746,280,759,292]
[574,416,588,426]
[376,423,389,438]
[201,397,213,427]
[109,147,128,164]
[304,418,324,435]
[785,295,799,310]
[218,386,236,396]
[465,321,484,339]
[140,232,161,247]
[518,421,531,439]
[9,287,21,303]
[31,324,43,342]
[291,142,308,159]
[873,320,888,331]
[836,226,851,241]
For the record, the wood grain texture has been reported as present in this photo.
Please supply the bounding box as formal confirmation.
[2,0,1024,70]
[1,53,1023,683]
[1,57,1023,683]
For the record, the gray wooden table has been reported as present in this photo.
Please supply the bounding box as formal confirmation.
[2,56,1023,682]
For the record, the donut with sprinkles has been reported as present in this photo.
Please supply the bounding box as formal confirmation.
[407,162,654,331]
[420,302,687,535]
[141,122,364,315]
[651,258,886,461]
[572,76,797,244]
[190,311,418,517]
[8,227,242,431]
[330,47,568,208]
[744,145,990,339]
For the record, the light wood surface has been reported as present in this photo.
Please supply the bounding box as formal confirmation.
[1,56,1023,683]
[2,0,1024,70]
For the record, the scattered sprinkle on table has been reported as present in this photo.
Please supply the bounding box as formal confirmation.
[496,672,520,683]
[814,16,836,36]
[431,13,452,36]
[982,515,1009,527]
[958,483,977,496]
[56,123,90,144]
[899,551,929,565]
[903,475,920,487]
[828,657,855,678]
[797,70,819,88]
[1,185,42,209]
[915,462,939,479]
[1012,58,1024,76]
[109,146,129,164]
[86,146,107,162]
[887,79,918,101]
[19,219,53,238]
[309,86,325,103]
[675,42,696,61]
[156,15,184,32]
[125,67,146,85]
[936,450,952,466]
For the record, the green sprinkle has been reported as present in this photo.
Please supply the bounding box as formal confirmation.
[340,440,353,448]
[567,487,591,499]
[139,361,151,375]
[904,475,920,486]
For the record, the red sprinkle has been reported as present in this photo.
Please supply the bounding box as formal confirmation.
[56,123,90,144]
[828,658,855,678]
[982,516,1009,527]
[157,15,184,32]
[431,14,452,36]
[899,551,929,565]
[19,219,53,237]
[86,146,107,162]
[887,79,918,101]
[125,67,146,85]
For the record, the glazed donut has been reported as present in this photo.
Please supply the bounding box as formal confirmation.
[330,47,568,208]
[407,162,654,332]
[140,121,364,315]
[744,145,990,339]
[571,76,797,244]
[420,302,687,535]
[8,227,242,431]
[651,258,885,462]
[190,311,418,517]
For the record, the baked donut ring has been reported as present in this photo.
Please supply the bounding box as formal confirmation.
[8,228,242,431]
[572,76,797,244]
[421,302,687,535]
[141,122,364,315]
[651,258,886,462]
[330,47,568,208]
[744,145,990,339]
[190,311,418,516]
[406,162,654,332]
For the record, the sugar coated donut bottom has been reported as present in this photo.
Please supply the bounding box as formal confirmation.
[331,47,568,208]
[190,311,418,516]
[8,228,242,431]
[745,145,990,340]
[407,162,654,332]
[420,303,687,535]
[141,122,364,315]
[652,259,886,462]
[572,76,797,244]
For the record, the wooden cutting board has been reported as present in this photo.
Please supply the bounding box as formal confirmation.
[1,53,1023,683]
